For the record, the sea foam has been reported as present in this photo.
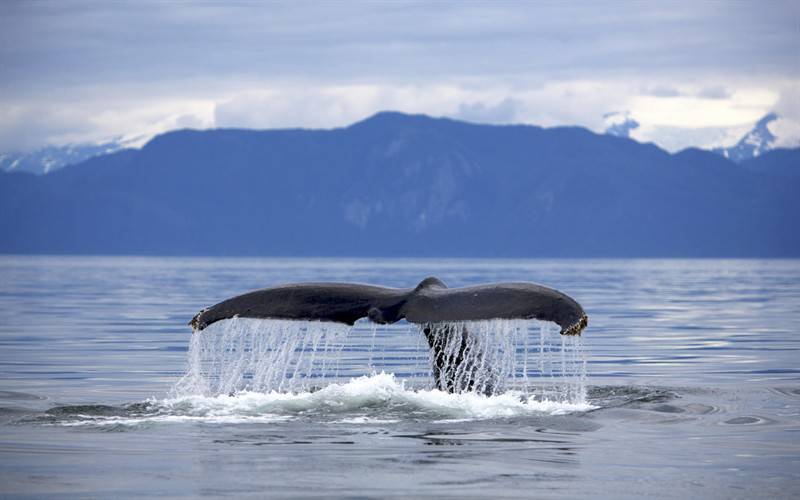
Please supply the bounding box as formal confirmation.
[55,372,595,428]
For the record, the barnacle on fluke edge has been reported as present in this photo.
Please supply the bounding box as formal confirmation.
[562,314,589,336]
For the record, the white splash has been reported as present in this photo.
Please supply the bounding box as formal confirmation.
[173,317,589,409]
[58,373,595,428]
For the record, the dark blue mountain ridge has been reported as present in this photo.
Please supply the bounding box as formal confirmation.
[1,111,798,256]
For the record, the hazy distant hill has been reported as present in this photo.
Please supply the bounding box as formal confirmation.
[1,112,798,256]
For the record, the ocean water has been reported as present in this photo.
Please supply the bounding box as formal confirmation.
[0,256,799,498]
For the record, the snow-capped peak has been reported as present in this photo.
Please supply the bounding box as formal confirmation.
[713,113,778,163]
[0,139,130,175]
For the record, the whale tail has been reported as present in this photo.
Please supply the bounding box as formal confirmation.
[190,276,587,335]
[189,277,587,393]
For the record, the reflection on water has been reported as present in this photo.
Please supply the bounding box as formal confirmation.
[0,257,799,498]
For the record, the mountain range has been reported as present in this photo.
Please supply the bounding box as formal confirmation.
[1,111,798,257]
[3,112,786,176]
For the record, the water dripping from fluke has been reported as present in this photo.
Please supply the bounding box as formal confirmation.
[419,319,587,402]
[173,318,352,397]
[174,316,589,411]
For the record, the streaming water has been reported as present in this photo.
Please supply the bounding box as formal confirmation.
[419,319,586,400]
[174,318,586,402]
[174,318,352,395]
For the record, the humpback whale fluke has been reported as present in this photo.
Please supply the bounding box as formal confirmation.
[189,277,587,336]
[189,277,587,393]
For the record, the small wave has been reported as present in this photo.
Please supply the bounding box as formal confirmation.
[587,385,677,408]
[56,414,293,427]
[47,373,596,428]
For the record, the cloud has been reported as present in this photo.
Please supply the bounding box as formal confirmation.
[696,85,732,100]
[603,111,640,138]
[644,85,683,98]
[211,79,797,153]
[216,86,427,130]
[214,87,381,130]
[769,84,800,148]
[0,104,96,152]
[211,81,634,134]
[630,87,778,128]
[0,97,214,151]
[454,98,522,124]
[174,114,208,130]
[773,81,800,122]
[214,85,528,131]
[632,124,749,152]
[0,1,798,151]
[2,1,798,100]
[4,77,797,154]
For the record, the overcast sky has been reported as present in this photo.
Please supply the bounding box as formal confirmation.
[1,0,798,152]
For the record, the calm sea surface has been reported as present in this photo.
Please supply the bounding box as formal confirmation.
[0,256,799,498]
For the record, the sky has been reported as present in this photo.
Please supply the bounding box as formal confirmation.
[0,0,798,152]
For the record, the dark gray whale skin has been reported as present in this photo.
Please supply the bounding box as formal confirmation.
[190,277,587,393]
[190,276,587,336]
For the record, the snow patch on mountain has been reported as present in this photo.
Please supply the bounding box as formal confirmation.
[0,135,144,175]
[712,113,783,163]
